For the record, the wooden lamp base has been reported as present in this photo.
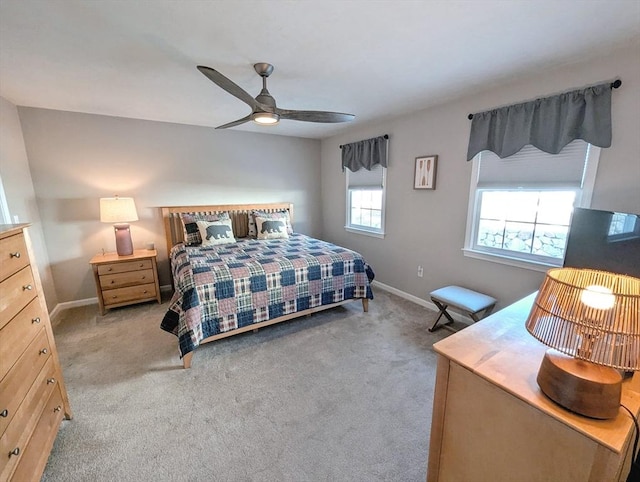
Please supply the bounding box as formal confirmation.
[536,349,622,419]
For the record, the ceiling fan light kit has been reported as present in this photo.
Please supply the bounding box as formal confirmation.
[252,112,280,125]
[197,63,355,129]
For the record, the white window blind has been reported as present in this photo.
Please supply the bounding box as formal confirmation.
[347,164,384,189]
[478,140,589,188]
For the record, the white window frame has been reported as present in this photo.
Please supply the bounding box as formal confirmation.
[0,174,11,224]
[463,144,601,272]
[345,166,387,238]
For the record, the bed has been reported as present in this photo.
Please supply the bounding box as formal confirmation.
[160,203,374,368]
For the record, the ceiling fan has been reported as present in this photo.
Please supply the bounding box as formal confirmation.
[197,63,355,129]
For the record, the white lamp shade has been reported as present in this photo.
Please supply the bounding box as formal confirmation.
[100,197,139,223]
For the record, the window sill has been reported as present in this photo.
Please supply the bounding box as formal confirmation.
[345,226,385,239]
[462,248,559,273]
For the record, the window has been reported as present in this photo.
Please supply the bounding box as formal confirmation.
[345,163,386,237]
[464,140,600,270]
[0,174,10,224]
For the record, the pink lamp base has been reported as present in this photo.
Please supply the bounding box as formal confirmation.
[113,223,134,256]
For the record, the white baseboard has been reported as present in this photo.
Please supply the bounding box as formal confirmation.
[49,284,173,322]
[49,282,468,325]
[371,280,468,324]
[49,297,97,324]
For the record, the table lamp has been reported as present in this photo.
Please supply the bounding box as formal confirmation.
[525,267,640,419]
[100,196,138,256]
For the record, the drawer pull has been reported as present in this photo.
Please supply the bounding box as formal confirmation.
[9,447,20,457]
[112,295,118,299]
[10,251,21,258]
[143,290,148,294]
[54,406,62,413]
[40,348,48,355]
[0,409,7,417]
[23,284,33,291]
[141,276,146,280]
[139,263,144,267]
[110,280,115,284]
[32,316,41,324]
[47,377,56,384]
[107,267,113,271]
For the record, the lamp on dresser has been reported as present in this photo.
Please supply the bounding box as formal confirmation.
[525,267,640,419]
[99,196,138,256]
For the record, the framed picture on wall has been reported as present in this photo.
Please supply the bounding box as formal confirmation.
[414,155,438,190]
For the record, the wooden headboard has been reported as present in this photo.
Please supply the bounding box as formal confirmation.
[161,202,294,254]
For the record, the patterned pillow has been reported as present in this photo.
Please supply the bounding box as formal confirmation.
[181,212,230,245]
[255,214,289,240]
[248,210,293,237]
[196,219,236,246]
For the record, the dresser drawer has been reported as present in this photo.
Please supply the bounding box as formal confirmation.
[0,232,29,283]
[0,357,57,481]
[0,360,62,481]
[0,328,50,436]
[103,282,157,306]
[0,267,37,328]
[0,298,44,381]
[97,259,152,275]
[100,268,155,290]
[7,385,64,482]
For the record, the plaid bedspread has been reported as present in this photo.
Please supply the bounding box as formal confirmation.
[161,234,374,357]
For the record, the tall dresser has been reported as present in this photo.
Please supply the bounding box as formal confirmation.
[0,224,72,482]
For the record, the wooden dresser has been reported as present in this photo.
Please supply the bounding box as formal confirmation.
[90,249,161,315]
[0,224,72,481]
[427,293,640,482]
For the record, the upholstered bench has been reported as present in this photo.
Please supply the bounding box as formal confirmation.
[428,285,497,332]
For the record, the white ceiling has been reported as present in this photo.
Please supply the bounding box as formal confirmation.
[1,0,639,139]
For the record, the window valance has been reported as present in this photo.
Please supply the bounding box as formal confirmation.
[341,135,388,171]
[467,82,614,161]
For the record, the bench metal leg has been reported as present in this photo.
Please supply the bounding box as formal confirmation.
[469,304,496,323]
[429,299,456,332]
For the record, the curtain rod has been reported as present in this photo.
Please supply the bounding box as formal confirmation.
[340,134,388,149]
[467,80,622,120]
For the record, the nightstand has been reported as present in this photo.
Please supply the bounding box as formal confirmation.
[90,249,161,315]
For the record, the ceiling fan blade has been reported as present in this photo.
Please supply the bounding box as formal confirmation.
[197,65,261,110]
[276,109,355,123]
[216,114,252,129]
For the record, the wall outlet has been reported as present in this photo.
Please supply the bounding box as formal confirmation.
[417,265,423,278]
[13,214,19,223]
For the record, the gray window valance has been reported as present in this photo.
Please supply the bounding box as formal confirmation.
[341,135,388,171]
[466,82,613,161]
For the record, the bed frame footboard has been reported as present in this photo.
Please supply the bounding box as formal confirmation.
[180,297,369,368]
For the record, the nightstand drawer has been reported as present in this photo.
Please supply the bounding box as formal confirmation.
[103,282,157,306]
[100,268,155,290]
[0,298,44,381]
[0,328,50,437]
[97,259,152,275]
[0,267,37,328]
[0,232,30,282]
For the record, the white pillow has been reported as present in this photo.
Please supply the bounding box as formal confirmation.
[196,219,236,246]
[255,215,289,240]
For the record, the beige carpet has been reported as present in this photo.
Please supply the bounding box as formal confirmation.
[42,289,451,481]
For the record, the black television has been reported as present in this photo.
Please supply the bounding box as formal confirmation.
[563,207,640,278]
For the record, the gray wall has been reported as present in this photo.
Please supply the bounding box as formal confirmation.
[18,109,321,303]
[320,43,640,310]
[0,96,59,309]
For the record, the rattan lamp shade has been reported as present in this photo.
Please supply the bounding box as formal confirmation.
[526,268,640,419]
